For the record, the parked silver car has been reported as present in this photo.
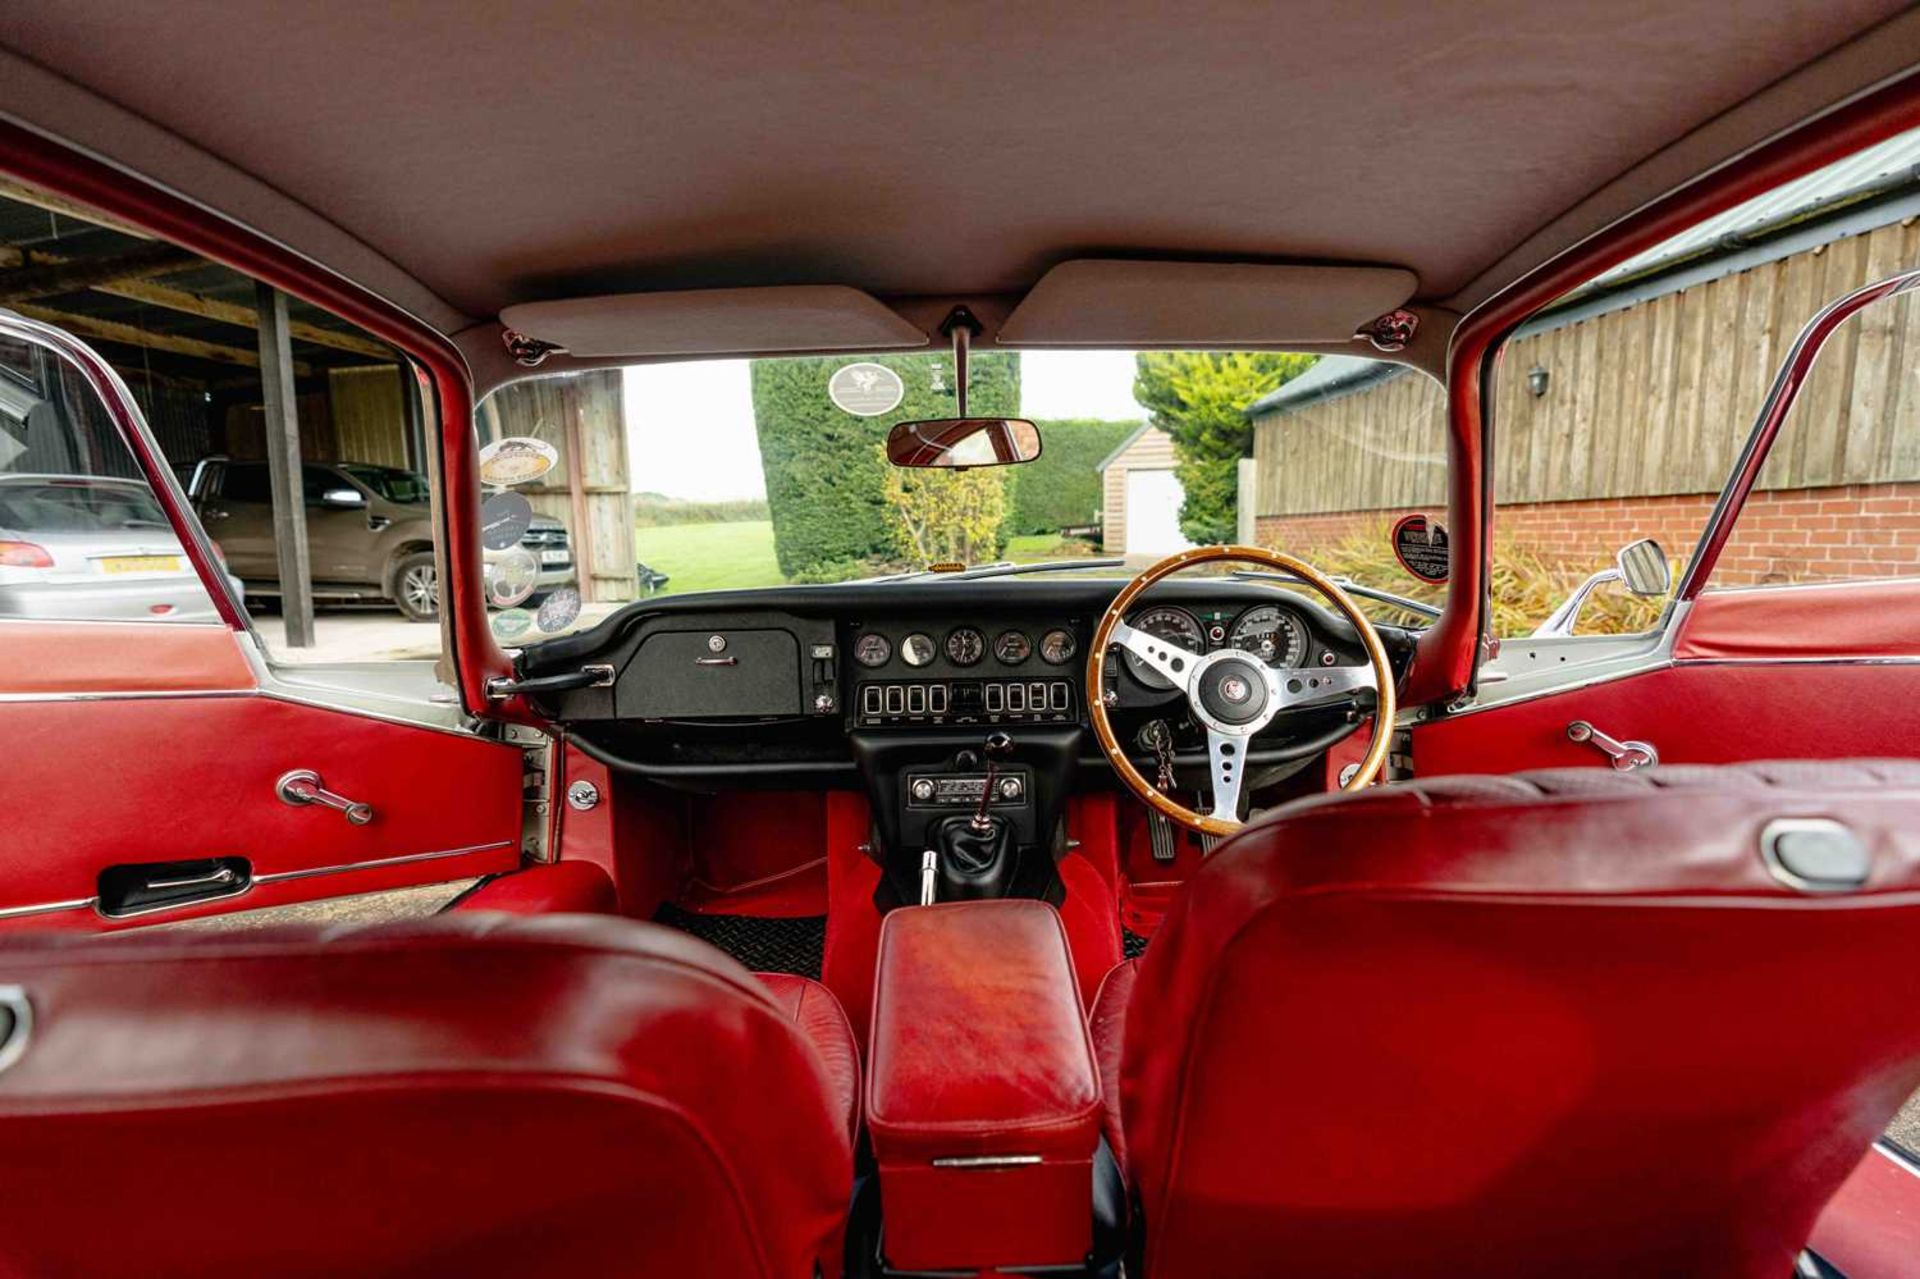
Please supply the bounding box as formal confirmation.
[0,473,240,622]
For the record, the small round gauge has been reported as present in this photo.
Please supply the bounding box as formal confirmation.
[900,632,937,668]
[1119,606,1203,689]
[994,629,1032,664]
[1228,605,1309,667]
[1039,628,1077,665]
[852,632,892,668]
[946,626,985,666]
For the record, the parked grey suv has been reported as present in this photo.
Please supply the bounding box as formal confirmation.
[186,458,573,621]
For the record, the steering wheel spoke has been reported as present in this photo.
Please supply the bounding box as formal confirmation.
[1276,661,1377,709]
[1109,618,1198,691]
[1205,728,1248,824]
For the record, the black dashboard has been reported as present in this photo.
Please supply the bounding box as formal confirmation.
[521,576,1416,789]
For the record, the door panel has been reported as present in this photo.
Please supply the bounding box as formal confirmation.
[1414,660,1913,777]
[1,679,523,930]
[1674,578,1920,661]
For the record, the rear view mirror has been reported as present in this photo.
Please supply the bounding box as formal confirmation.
[886,417,1042,469]
[1615,538,1670,597]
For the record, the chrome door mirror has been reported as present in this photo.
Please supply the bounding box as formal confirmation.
[1615,537,1670,597]
[318,487,366,509]
[1533,537,1668,638]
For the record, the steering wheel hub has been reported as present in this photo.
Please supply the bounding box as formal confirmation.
[1195,654,1271,725]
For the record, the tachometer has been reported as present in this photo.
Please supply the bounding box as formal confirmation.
[853,632,892,668]
[1228,605,1308,667]
[1119,606,1203,689]
[946,626,985,666]
[994,629,1032,664]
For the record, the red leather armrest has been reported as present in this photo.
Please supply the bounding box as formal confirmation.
[447,861,617,915]
[867,900,1101,1271]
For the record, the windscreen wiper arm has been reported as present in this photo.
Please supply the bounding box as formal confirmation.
[1227,569,1441,620]
[864,558,1127,584]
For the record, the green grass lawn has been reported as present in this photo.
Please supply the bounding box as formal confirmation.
[633,520,784,596]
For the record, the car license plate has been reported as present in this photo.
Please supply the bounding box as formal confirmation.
[99,555,182,574]
[539,550,569,565]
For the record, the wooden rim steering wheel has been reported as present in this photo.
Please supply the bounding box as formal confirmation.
[1086,545,1397,836]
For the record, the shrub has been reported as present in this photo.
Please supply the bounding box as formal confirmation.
[632,493,770,527]
[883,445,1010,565]
[1006,418,1137,535]
[751,352,1020,576]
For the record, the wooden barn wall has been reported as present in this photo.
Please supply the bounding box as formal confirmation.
[327,364,409,468]
[1100,427,1176,553]
[480,370,636,602]
[1254,218,1920,517]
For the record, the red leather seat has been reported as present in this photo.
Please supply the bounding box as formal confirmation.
[1093,760,1920,1279]
[447,860,619,914]
[0,913,857,1278]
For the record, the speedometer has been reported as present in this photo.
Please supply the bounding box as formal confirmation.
[1120,606,1203,689]
[1229,604,1308,667]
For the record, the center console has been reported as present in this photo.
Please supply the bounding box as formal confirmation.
[866,900,1103,1274]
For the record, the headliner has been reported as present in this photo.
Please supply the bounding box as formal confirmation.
[2,2,1915,336]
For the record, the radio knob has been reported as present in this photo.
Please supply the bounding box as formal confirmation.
[997,775,1023,801]
[910,778,937,802]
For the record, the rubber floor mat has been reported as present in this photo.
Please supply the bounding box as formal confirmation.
[653,902,826,979]
[1123,928,1151,960]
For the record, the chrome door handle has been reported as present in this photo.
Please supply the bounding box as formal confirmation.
[1566,720,1658,771]
[276,769,374,825]
[146,866,239,890]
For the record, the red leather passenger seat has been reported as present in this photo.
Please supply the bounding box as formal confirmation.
[0,913,857,1278]
[1095,760,1920,1279]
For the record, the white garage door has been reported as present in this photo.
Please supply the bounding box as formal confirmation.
[1124,469,1192,556]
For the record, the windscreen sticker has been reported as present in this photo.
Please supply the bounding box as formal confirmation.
[487,547,541,608]
[478,436,559,486]
[491,607,533,641]
[1391,514,1449,583]
[536,585,583,633]
[479,490,535,550]
[828,362,905,417]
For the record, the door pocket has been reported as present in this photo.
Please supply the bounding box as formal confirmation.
[97,857,253,918]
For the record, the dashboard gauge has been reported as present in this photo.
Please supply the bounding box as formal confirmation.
[852,632,892,668]
[1119,606,1203,689]
[900,632,937,668]
[994,629,1032,664]
[946,626,985,666]
[1039,628,1077,665]
[1228,605,1309,667]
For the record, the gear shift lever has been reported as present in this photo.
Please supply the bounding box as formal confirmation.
[971,731,1014,832]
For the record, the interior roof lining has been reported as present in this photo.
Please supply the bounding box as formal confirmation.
[3,12,1919,369]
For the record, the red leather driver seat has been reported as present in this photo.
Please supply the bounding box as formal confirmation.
[0,913,857,1278]
[1092,760,1920,1279]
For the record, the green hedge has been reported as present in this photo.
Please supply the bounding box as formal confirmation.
[1006,418,1138,535]
[751,352,1019,576]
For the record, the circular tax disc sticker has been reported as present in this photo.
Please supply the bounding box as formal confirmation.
[478,436,559,486]
[828,362,905,417]
[479,490,534,550]
[490,607,533,641]
[536,586,583,633]
[1391,513,1449,583]
[487,547,540,608]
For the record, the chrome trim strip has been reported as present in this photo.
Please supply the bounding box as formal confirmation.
[1876,1140,1920,1179]
[0,689,256,704]
[0,985,32,1076]
[929,1154,1043,1169]
[252,840,516,886]
[0,896,97,921]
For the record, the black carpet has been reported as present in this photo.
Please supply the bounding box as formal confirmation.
[653,902,826,979]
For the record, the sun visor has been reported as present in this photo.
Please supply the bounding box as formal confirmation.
[997,260,1418,347]
[497,285,928,358]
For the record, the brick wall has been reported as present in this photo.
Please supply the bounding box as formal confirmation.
[1254,481,1920,587]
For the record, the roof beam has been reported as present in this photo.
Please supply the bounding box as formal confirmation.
[0,241,198,302]
[0,175,154,239]
[7,301,312,376]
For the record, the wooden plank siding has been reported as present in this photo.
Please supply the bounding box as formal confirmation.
[1253,219,1920,518]
[1100,427,1177,553]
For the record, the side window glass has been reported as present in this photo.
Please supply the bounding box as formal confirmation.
[0,177,436,663]
[0,331,222,624]
[1712,268,1920,589]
